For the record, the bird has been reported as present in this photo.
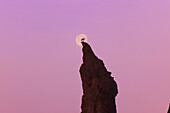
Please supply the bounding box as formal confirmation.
[81,38,85,42]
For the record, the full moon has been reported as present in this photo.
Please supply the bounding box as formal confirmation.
[76,34,88,46]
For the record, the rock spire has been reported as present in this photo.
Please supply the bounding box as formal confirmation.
[79,42,118,113]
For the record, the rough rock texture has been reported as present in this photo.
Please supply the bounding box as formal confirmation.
[168,103,170,113]
[79,42,118,113]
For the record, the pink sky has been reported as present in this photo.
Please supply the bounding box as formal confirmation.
[0,0,170,113]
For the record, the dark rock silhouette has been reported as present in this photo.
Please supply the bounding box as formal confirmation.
[168,103,170,113]
[79,42,118,113]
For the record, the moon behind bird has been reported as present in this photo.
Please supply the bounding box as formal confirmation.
[76,34,88,46]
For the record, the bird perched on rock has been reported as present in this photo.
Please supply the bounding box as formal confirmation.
[81,38,85,42]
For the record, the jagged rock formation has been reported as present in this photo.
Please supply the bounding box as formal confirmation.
[79,42,118,113]
[168,103,170,113]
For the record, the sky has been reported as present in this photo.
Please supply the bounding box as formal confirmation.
[0,0,170,113]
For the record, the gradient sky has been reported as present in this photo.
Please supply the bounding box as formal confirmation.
[0,0,170,113]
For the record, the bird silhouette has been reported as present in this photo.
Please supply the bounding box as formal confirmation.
[81,38,85,42]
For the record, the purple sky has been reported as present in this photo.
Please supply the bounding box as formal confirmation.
[0,0,170,113]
